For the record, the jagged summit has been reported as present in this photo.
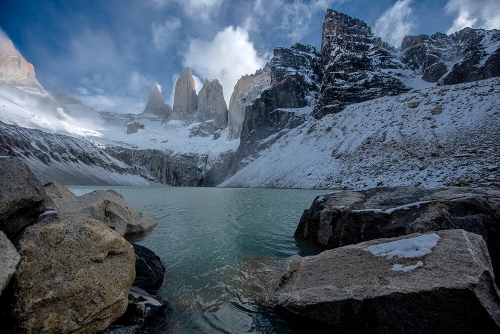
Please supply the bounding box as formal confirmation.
[195,78,228,129]
[142,83,172,117]
[171,67,198,122]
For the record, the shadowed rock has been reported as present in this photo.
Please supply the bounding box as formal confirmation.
[43,181,77,199]
[132,243,165,291]
[0,157,56,239]
[265,230,500,333]
[0,231,19,297]
[52,189,157,236]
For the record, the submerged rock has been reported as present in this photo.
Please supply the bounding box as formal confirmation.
[295,186,500,284]
[0,157,55,239]
[265,230,500,333]
[43,181,77,199]
[5,213,136,333]
[132,243,165,291]
[0,230,20,296]
[53,189,157,236]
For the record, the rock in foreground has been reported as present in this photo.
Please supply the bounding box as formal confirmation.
[265,230,500,333]
[132,243,166,291]
[53,189,157,236]
[0,157,55,239]
[43,181,77,199]
[7,213,136,333]
[296,186,500,283]
[0,230,20,296]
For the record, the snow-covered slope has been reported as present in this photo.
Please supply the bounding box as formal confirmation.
[220,78,500,189]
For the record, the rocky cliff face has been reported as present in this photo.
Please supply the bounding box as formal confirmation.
[195,78,228,129]
[228,68,271,140]
[171,67,198,122]
[317,9,410,117]
[0,41,44,93]
[142,83,172,118]
[401,28,500,85]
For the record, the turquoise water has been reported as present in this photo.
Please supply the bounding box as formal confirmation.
[68,186,327,333]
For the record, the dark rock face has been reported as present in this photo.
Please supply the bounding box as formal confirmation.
[295,186,500,284]
[401,28,500,85]
[317,9,410,117]
[265,229,500,333]
[142,83,172,118]
[0,121,154,185]
[0,157,55,239]
[132,244,165,291]
[105,146,207,186]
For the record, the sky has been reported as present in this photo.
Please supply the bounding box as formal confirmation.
[0,0,499,114]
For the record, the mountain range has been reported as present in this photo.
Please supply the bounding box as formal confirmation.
[0,9,499,189]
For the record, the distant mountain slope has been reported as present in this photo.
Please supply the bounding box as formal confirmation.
[220,78,500,189]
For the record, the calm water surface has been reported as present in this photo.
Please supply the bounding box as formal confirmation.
[68,186,328,333]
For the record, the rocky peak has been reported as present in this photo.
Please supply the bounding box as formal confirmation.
[195,78,228,129]
[228,68,271,140]
[321,9,373,46]
[142,83,172,117]
[401,28,500,85]
[171,67,198,122]
[0,38,45,92]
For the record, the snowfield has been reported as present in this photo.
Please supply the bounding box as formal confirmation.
[220,78,500,189]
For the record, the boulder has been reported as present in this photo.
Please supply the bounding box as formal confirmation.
[0,157,56,239]
[0,230,20,296]
[126,121,145,135]
[52,189,157,236]
[265,230,500,333]
[5,213,135,333]
[132,243,165,291]
[103,286,168,333]
[43,181,77,199]
[295,186,500,284]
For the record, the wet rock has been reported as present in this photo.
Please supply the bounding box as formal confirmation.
[0,157,55,239]
[266,230,500,333]
[52,189,157,236]
[43,181,77,199]
[132,243,165,291]
[295,186,500,284]
[0,230,20,296]
[5,213,135,333]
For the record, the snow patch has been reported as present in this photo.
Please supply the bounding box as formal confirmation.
[367,233,440,259]
[39,210,58,218]
[392,261,423,272]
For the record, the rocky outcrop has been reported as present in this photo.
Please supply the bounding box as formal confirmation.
[126,120,145,135]
[0,231,19,296]
[0,121,155,185]
[195,78,228,129]
[228,68,271,140]
[52,189,157,236]
[142,83,172,118]
[171,67,198,122]
[0,38,45,93]
[5,213,135,333]
[133,243,165,291]
[317,9,410,117]
[0,157,55,239]
[401,28,500,85]
[295,186,500,284]
[43,181,77,199]
[264,229,500,333]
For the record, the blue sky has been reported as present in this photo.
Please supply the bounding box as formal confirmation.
[1,0,499,113]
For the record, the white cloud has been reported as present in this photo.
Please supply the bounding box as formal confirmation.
[445,0,500,34]
[74,93,144,114]
[0,28,18,54]
[152,16,182,52]
[128,71,151,93]
[150,0,223,20]
[374,0,415,48]
[182,26,268,103]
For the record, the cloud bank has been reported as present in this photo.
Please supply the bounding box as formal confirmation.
[445,0,500,34]
[182,26,268,103]
[374,0,415,48]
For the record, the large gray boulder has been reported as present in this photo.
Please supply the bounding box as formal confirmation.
[295,186,500,284]
[265,230,500,333]
[0,230,20,297]
[0,157,56,239]
[53,189,157,236]
[5,213,136,333]
[43,181,77,199]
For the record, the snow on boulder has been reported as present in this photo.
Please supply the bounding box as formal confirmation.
[263,230,500,333]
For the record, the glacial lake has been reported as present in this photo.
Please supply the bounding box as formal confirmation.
[68,186,329,333]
